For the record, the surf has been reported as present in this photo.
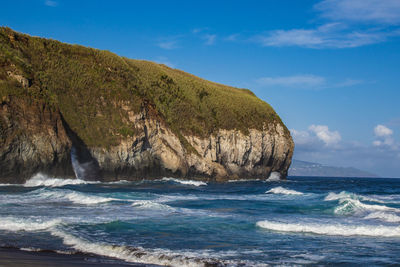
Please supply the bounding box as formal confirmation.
[256,220,400,237]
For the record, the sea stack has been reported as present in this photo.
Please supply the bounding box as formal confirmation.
[0,27,294,183]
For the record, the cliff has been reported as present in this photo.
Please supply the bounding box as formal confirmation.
[0,27,294,183]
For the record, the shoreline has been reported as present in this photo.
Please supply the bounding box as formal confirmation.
[0,247,151,267]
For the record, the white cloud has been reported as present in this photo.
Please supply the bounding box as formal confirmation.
[373,124,397,149]
[157,40,179,50]
[44,0,57,7]
[256,0,400,49]
[374,124,393,136]
[291,129,313,145]
[203,34,217,45]
[257,74,325,88]
[257,74,363,89]
[309,125,341,146]
[258,23,397,49]
[315,0,400,25]
[335,78,364,87]
[291,125,341,147]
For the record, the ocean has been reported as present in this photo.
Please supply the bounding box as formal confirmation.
[1,174,400,266]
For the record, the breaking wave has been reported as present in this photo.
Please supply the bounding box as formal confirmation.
[266,186,303,195]
[256,220,400,237]
[325,191,385,203]
[131,200,175,211]
[39,190,117,205]
[324,191,400,218]
[24,173,98,187]
[161,178,207,186]
[50,229,242,267]
[364,211,400,223]
[0,217,61,232]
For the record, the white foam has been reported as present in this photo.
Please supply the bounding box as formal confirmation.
[131,200,175,211]
[24,173,98,187]
[0,217,61,232]
[38,190,117,205]
[325,191,385,203]
[162,177,207,186]
[0,183,18,186]
[334,198,400,215]
[364,211,400,223]
[51,229,219,267]
[256,220,400,237]
[324,191,400,216]
[265,186,303,195]
[267,172,281,181]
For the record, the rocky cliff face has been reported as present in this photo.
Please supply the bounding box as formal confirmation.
[0,27,294,183]
[0,97,293,182]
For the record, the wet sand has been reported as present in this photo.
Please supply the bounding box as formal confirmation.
[0,248,150,267]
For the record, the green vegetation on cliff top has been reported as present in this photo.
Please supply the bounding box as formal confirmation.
[0,27,287,148]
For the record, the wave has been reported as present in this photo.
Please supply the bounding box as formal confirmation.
[161,177,207,186]
[0,217,61,232]
[324,191,400,216]
[364,211,400,223]
[334,198,400,215]
[265,186,303,195]
[28,189,117,205]
[51,229,226,267]
[256,220,400,237]
[325,191,385,203]
[24,173,99,187]
[131,200,175,211]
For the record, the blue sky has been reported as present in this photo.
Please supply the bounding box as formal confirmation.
[2,0,400,177]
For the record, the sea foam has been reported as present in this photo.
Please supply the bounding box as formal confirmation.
[24,173,98,187]
[256,220,400,237]
[131,200,175,211]
[266,186,303,195]
[161,177,207,186]
[0,217,61,232]
[51,229,222,267]
[35,189,117,205]
[324,191,400,216]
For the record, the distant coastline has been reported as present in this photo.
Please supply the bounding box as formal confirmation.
[289,160,379,178]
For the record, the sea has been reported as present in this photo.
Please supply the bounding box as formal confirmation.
[1,174,400,266]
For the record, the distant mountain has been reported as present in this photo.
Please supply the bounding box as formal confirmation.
[289,160,379,178]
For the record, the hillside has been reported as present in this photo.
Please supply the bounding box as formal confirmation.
[0,27,294,182]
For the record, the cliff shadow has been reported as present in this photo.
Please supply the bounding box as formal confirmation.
[59,113,102,181]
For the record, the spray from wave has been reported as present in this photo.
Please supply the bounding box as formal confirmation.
[23,173,98,187]
[266,172,281,182]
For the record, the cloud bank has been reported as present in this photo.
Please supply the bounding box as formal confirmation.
[258,0,400,48]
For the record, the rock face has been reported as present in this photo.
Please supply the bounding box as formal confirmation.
[0,27,294,183]
[0,97,293,182]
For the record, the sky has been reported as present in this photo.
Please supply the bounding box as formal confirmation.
[1,0,400,177]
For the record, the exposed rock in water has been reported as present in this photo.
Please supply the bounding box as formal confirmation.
[0,27,294,183]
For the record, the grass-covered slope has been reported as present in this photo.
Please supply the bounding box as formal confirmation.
[0,27,288,149]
